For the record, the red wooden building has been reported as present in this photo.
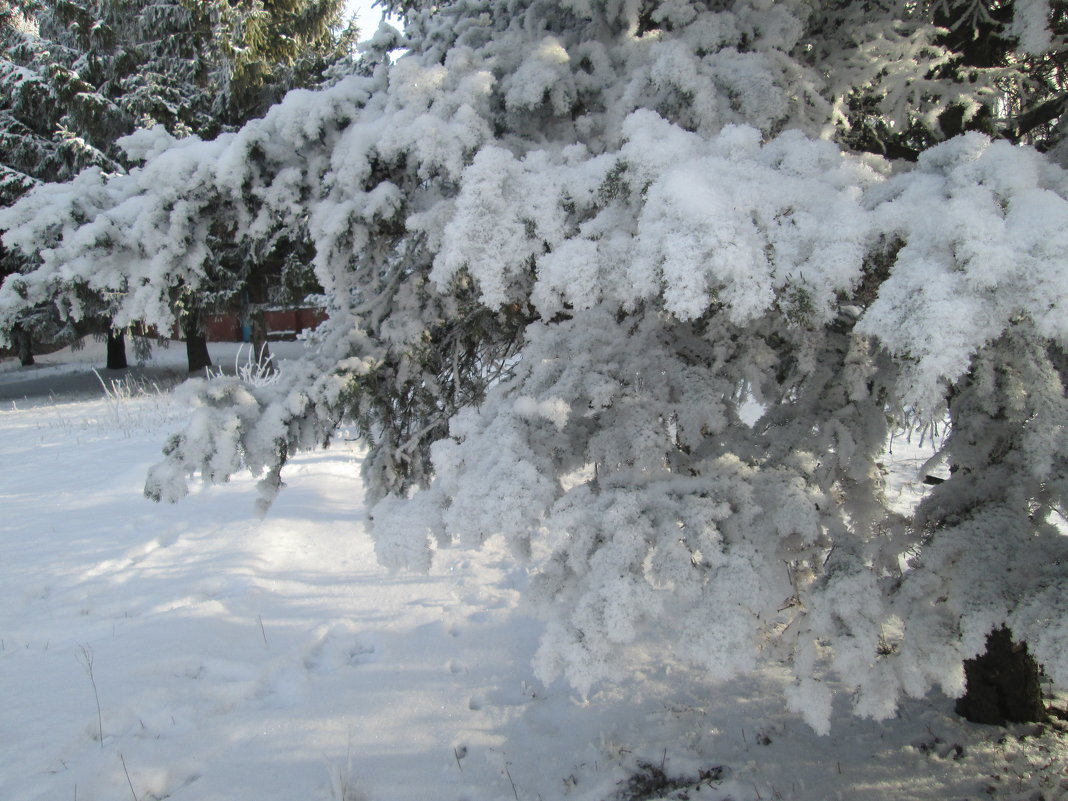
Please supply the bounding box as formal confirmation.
[180,307,328,342]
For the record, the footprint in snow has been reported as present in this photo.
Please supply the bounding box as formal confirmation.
[347,638,378,666]
[303,629,379,673]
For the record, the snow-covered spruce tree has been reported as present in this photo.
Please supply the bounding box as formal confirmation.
[1,0,131,362]
[0,0,354,368]
[3,0,1068,732]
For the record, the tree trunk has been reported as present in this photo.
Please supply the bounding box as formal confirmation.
[956,627,1047,725]
[241,277,275,377]
[106,330,128,370]
[183,317,212,373]
[12,324,34,366]
[249,306,275,376]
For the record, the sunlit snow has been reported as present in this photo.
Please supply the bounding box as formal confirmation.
[1,340,1065,801]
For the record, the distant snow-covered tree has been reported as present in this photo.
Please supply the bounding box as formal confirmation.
[0,0,354,367]
[2,0,1068,732]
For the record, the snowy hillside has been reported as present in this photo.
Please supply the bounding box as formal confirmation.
[1,341,1066,801]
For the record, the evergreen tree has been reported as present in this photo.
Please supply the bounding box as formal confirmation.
[3,0,1068,732]
[0,0,353,367]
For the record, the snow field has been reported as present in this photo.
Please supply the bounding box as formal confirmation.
[0,343,1066,801]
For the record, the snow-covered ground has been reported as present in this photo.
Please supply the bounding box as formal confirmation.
[1,339,1065,801]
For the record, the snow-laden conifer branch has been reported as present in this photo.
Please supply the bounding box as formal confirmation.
[3,0,1068,731]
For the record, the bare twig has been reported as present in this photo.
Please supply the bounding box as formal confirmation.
[504,761,519,801]
[119,753,139,801]
[76,645,103,748]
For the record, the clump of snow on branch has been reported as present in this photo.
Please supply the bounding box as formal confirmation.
[860,135,1068,411]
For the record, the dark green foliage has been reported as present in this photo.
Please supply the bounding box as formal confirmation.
[212,0,358,125]
[957,628,1048,726]
[1,0,356,189]
[821,0,1068,161]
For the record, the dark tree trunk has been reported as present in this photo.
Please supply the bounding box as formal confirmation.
[183,317,212,373]
[249,306,275,376]
[241,274,275,376]
[106,330,128,370]
[12,324,33,366]
[957,627,1047,725]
